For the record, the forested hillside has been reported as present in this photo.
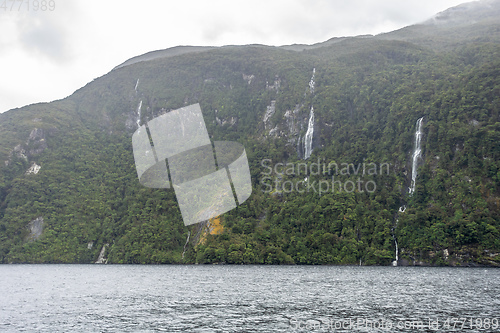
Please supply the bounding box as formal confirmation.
[0,1,499,265]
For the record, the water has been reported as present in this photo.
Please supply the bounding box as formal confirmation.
[392,206,407,266]
[391,238,398,267]
[304,107,314,160]
[303,68,316,160]
[309,68,315,93]
[409,117,424,195]
[136,100,143,127]
[0,265,498,332]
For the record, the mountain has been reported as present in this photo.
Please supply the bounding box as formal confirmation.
[0,0,499,266]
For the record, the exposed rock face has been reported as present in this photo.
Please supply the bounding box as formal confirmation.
[242,74,255,84]
[26,162,41,175]
[11,144,28,161]
[216,116,237,126]
[26,128,48,156]
[5,128,49,166]
[283,105,301,138]
[262,100,315,157]
[263,101,276,130]
[266,76,281,91]
[260,69,321,158]
[27,217,44,241]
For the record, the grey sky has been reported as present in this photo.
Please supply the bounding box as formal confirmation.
[0,0,470,113]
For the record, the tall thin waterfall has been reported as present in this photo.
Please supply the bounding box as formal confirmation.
[304,107,314,159]
[134,79,140,92]
[391,212,403,267]
[136,100,143,127]
[303,68,316,160]
[392,118,423,266]
[409,117,424,195]
[182,231,190,259]
[392,237,399,266]
[309,68,315,93]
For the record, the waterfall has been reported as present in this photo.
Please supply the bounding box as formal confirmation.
[182,231,190,259]
[392,205,406,266]
[136,100,142,127]
[392,118,423,265]
[309,68,315,93]
[300,68,316,160]
[392,237,398,266]
[409,117,424,195]
[304,107,314,159]
[135,79,140,92]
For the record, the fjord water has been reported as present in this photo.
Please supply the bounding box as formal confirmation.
[0,266,498,332]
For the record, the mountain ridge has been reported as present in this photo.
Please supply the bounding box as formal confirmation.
[111,0,500,71]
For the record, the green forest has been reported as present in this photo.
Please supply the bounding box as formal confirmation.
[0,4,499,266]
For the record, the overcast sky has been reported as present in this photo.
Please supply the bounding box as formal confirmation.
[0,0,470,113]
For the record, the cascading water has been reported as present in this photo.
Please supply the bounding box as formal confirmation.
[392,237,399,266]
[391,213,402,266]
[182,231,190,259]
[136,100,143,127]
[303,68,316,160]
[309,68,315,93]
[392,117,424,266]
[409,117,424,195]
[134,79,140,92]
[304,107,314,159]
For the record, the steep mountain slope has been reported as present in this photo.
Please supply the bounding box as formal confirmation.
[0,1,499,265]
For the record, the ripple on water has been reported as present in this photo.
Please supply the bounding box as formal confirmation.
[0,265,498,332]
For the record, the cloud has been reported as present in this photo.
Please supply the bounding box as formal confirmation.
[1,2,82,64]
[0,0,469,113]
[17,14,69,62]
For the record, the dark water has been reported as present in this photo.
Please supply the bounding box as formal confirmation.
[0,265,498,332]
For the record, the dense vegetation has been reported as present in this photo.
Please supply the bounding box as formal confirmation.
[0,2,499,265]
